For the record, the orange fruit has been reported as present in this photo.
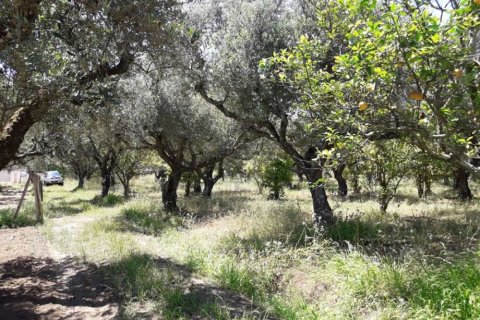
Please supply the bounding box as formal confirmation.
[358,102,369,111]
[453,68,463,79]
[409,91,424,100]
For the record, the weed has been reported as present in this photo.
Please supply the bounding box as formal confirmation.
[0,206,37,228]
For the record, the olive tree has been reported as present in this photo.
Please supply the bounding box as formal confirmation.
[0,0,181,170]
[45,117,97,190]
[187,0,342,225]
[123,73,253,211]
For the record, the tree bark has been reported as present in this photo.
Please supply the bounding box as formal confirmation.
[454,168,473,200]
[185,179,191,197]
[333,163,348,197]
[116,172,133,198]
[352,175,361,194]
[301,147,333,225]
[77,172,85,189]
[162,169,182,211]
[202,178,215,197]
[200,162,223,197]
[416,172,432,199]
[123,180,130,198]
[443,177,450,186]
[303,173,331,224]
[101,170,113,197]
[273,189,280,200]
[416,177,424,198]
[193,178,202,194]
[304,166,333,225]
[0,107,40,170]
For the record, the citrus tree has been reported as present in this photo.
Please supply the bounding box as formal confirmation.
[261,157,294,200]
[268,0,480,200]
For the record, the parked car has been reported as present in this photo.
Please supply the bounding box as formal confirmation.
[44,171,64,186]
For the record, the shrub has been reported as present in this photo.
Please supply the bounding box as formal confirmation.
[261,157,294,200]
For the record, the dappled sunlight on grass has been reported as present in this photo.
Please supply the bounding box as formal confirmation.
[39,176,480,319]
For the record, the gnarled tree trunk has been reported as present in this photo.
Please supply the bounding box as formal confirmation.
[333,163,348,197]
[162,168,182,211]
[302,147,333,225]
[454,168,473,200]
[0,106,42,170]
[193,178,202,194]
[100,169,114,197]
[200,161,224,197]
[122,180,130,198]
[78,174,85,189]
[416,172,432,199]
[202,178,215,197]
[75,169,87,189]
[305,168,333,225]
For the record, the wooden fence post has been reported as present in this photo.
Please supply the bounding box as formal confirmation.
[14,173,31,219]
[32,174,43,223]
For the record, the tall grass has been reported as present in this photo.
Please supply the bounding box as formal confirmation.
[0,203,37,228]
[120,200,181,235]
[41,177,480,319]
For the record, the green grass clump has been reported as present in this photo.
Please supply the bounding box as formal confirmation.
[121,201,180,235]
[92,194,123,207]
[325,216,380,245]
[105,253,167,301]
[216,262,259,298]
[217,233,266,254]
[268,296,321,320]
[161,288,234,319]
[408,257,480,319]
[0,206,37,228]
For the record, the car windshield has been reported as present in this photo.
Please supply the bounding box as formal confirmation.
[47,171,61,178]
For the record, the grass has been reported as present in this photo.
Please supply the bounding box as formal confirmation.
[91,194,124,207]
[0,204,37,228]
[120,200,182,235]
[37,176,480,319]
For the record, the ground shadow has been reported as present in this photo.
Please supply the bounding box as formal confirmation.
[46,199,92,218]
[0,254,276,319]
[100,253,277,319]
[0,256,118,319]
[90,195,124,208]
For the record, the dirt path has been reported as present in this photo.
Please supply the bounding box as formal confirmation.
[0,227,119,319]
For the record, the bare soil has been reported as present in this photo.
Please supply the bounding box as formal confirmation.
[0,227,119,319]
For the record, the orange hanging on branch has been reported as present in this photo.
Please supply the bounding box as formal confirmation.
[453,68,463,79]
[408,91,424,100]
[358,101,369,111]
